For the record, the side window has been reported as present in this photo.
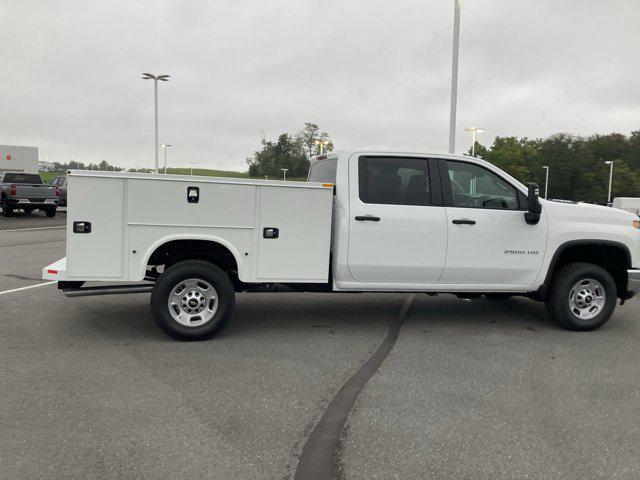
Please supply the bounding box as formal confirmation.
[446,161,519,210]
[359,157,431,206]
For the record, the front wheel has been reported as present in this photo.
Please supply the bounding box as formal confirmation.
[44,207,57,217]
[546,262,617,331]
[150,260,235,341]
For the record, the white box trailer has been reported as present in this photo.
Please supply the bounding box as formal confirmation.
[613,197,640,217]
[45,171,334,284]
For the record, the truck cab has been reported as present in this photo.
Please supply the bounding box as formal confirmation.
[311,151,639,298]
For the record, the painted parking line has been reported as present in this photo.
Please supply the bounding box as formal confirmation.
[0,281,57,296]
[0,226,66,232]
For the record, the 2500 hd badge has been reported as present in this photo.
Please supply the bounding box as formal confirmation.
[504,249,540,255]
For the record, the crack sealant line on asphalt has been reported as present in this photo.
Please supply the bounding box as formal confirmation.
[294,293,416,480]
[0,281,57,296]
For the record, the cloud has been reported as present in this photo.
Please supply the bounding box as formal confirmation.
[1,0,638,170]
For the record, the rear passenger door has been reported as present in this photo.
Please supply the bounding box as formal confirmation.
[347,155,448,286]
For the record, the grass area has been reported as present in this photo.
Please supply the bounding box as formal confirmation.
[39,171,60,183]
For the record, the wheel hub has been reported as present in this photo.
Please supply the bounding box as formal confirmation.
[168,278,218,327]
[181,290,206,314]
[569,278,606,320]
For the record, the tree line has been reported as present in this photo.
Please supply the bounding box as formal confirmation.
[246,123,333,178]
[247,124,639,203]
[473,131,640,203]
[49,160,125,172]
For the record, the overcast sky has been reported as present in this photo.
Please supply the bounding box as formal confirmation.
[2,0,639,171]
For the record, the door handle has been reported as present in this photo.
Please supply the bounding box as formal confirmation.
[355,215,381,222]
[452,218,476,225]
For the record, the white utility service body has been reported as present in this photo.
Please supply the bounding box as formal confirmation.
[44,151,640,340]
[44,172,333,284]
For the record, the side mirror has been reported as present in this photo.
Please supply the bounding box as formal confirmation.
[524,182,542,225]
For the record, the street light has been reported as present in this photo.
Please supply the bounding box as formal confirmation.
[141,73,170,173]
[464,126,484,156]
[190,162,195,176]
[281,168,289,181]
[314,139,329,155]
[604,161,614,205]
[449,0,462,153]
[160,144,172,174]
[542,166,549,199]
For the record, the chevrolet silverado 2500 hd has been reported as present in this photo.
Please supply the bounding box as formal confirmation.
[43,151,640,340]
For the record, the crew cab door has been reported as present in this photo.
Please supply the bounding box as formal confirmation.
[346,155,447,285]
[438,159,547,287]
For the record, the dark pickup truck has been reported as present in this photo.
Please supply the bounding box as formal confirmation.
[0,172,59,217]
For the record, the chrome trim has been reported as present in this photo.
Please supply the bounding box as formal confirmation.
[628,269,640,295]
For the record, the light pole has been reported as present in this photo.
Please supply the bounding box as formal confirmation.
[542,166,549,199]
[314,139,329,155]
[449,0,462,153]
[190,163,195,176]
[464,126,484,156]
[281,168,289,181]
[605,161,614,205]
[160,144,172,174]
[141,73,170,173]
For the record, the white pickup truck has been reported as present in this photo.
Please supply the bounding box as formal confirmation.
[44,151,640,340]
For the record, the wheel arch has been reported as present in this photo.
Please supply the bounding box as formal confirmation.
[543,240,631,299]
[142,234,244,280]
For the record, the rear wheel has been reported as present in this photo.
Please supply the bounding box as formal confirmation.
[44,207,56,217]
[546,262,617,331]
[151,260,235,341]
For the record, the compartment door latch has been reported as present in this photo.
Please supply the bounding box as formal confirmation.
[263,227,279,239]
[73,221,92,233]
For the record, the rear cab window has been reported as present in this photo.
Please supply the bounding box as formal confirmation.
[308,157,338,184]
[3,173,43,184]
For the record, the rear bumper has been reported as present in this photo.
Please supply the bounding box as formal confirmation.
[9,198,58,207]
[43,257,67,281]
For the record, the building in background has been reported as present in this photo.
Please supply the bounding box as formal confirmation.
[0,145,38,173]
[39,160,55,171]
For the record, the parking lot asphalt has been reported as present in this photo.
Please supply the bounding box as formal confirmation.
[1,213,639,479]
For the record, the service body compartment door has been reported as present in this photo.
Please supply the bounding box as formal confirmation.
[66,176,125,279]
[256,186,333,282]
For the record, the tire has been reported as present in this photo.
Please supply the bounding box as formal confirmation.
[45,207,56,217]
[1,198,11,217]
[151,260,235,341]
[546,262,617,331]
